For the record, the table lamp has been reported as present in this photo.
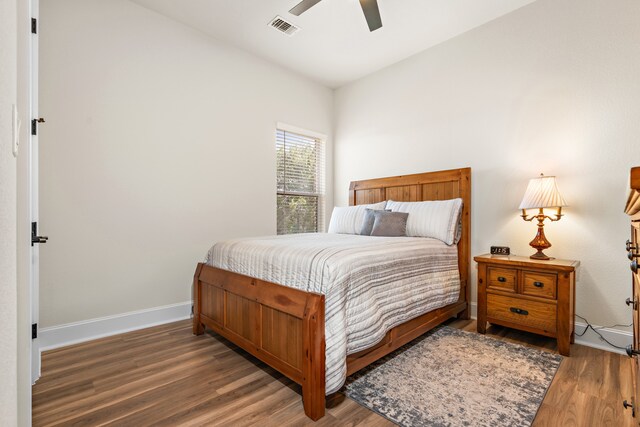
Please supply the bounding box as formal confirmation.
[519,174,568,260]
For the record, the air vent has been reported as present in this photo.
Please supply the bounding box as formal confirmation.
[269,16,300,36]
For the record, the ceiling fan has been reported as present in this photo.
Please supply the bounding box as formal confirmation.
[289,0,382,32]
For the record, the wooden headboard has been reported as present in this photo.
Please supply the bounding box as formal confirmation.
[348,167,471,307]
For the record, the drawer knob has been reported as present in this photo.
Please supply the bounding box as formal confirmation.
[626,297,637,309]
[626,344,640,357]
[629,250,639,260]
[533,281,544,288]
[627,240,637,251]
[632,260,638,273]
[497,276,507,282]
[510,307,529,315]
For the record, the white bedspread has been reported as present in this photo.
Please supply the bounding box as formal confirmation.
[205,233,460,394]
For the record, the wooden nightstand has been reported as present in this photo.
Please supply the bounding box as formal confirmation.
[475,254,579,356]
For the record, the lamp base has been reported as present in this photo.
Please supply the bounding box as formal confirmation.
[521,207,562,261]
[528,221,552,261]
[529,249,551,260]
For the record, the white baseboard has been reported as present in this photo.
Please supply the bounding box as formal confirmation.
[39,300,633,356]
[470,302,477,319]
[39,301,192,351]
[574,322,631,355]
[467,302,630,355]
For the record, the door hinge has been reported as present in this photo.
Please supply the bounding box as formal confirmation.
[32,323,37,339]
[31,18,37,34]
[31,117,45,136]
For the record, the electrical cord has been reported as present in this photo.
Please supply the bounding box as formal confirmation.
[575,313,632,350]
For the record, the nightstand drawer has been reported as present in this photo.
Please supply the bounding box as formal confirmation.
[487,267,517,292]
[522,271,557,300]
[487,293,557,334]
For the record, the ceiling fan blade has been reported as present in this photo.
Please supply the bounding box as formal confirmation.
[359,0,382,32]
[289,0,323,16]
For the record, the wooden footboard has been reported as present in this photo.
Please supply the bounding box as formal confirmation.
[193,264,467,421]
[192,263,326,420]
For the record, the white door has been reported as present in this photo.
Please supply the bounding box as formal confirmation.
[30,0,43,384]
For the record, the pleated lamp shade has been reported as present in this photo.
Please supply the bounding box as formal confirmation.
[519,175,568,210]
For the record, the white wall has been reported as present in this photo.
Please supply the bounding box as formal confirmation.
[0,0,18,424]
[334,0,640,329]
[39,0,333,327]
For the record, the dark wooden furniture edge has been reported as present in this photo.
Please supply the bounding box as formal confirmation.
[631,166,640,191]
[193,167,472,420]
[627,167,640,218]
[625,166,640,424]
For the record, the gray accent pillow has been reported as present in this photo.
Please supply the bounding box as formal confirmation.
[359,208,391,236]
[370,211,409,237]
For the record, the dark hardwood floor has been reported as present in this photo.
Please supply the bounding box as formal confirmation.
[32,318,634,426]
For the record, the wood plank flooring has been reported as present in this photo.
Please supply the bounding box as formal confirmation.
[33,318,635,426]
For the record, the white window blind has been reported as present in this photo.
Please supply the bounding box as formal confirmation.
[276,128,325,234]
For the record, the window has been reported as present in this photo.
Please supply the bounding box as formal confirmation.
[276,127,325,234]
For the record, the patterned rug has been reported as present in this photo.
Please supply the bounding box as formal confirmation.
[344,326,562,427]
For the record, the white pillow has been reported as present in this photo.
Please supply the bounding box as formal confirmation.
[386,198,463,245]
[327,201,387,235]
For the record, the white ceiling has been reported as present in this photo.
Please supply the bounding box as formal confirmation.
[131,0,536,88]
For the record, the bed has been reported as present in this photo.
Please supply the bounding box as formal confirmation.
[192,167,471,420]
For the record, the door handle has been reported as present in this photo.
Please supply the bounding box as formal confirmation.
[31,235,48,245]
[510,307,529,315]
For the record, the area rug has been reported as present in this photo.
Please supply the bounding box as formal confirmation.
[344,326,562,427]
